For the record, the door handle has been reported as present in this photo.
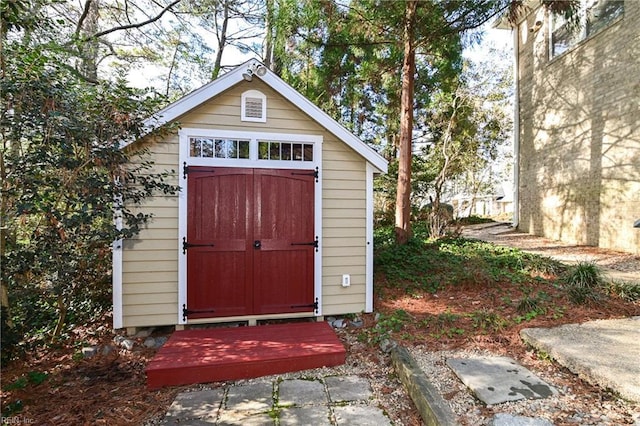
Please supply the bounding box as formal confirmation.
[254,240,261,249]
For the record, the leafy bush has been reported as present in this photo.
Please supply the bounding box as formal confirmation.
[1,38,179,360]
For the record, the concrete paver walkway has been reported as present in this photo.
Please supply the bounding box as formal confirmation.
[521,316,640,403]
[160,375,391,425]
[447,356,558,405]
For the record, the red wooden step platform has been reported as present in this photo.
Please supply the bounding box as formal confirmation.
[146,321,346,389]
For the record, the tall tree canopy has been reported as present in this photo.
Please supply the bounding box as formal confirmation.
[265,0,514,242]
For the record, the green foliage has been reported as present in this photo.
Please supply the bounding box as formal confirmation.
[421,310,465,338]
[1,20,180,360]
[469,309,508,333]
[368,309,411,344]
[374,224,563,294]
[3,371,48,391]
[562,262,605,305]
[607,281,640,302]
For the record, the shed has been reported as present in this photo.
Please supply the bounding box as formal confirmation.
[113,60,388,332]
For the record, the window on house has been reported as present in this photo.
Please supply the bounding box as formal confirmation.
[189,138,250,159]
[241,90,267,122]
[551,0,624,58]
[258,141,314,162]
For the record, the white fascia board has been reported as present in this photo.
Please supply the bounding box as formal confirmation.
[126,60,388,174]
[259,72,388,174]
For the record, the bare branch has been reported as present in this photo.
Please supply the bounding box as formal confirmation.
[84,0,182,41]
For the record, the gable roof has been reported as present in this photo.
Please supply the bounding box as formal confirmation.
[137,59,388,173]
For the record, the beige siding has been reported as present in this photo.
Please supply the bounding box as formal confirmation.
[517,3,640,254]
[121,79,370,328]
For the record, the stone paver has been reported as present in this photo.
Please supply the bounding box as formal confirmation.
[225,382,273,413]
[279,406,332,425]
[162,375,391,425]
[163,388,223,423]
[278,379,326,406]
[333,405,393,426]
[325,375,373,403]
[447,356,557,405]
[489,413,554,426]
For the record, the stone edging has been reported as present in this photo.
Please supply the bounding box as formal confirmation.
[390,344,459,426]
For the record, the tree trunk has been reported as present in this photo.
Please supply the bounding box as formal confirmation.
[212,0,229,79]
[395,0,418,245]
[52,294,68,339]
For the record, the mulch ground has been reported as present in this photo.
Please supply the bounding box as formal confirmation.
[2,227,639,424]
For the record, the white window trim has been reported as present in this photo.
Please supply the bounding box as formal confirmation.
[241,89,267,122]
[177,128,323,324]
[549,0,624,59]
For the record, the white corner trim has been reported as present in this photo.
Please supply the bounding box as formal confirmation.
[365,162,374,313]
[314,140,323,317]
[112,193,124,329]
[112,239,123,329]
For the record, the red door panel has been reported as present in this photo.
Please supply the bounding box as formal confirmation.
[186,168,253,318]
[253,169,315,314]
[186,167,314,319]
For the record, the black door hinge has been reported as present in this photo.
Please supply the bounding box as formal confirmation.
[291,167,319,182]
[183,236,215,254]
[291,298,319,314]
[183,304,216,321]
[183,162,215,179]
[291,236,319,252]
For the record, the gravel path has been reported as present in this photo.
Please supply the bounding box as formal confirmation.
[401,225,640,425]
[408,347,640,425]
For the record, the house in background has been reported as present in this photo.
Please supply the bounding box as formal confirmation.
[113,60,387,333]
[497,0,639,255]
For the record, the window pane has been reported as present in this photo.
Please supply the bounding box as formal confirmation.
[303,144,313,161]
[258,141,269,159]
[239,140,250,159]
[269,142,281,160]
[293,144,303,161]
[281,143,292,160]
[215,139,226,158]
[226,139,238,158]
[202,139,214,157]
[189,138,201,157]
[587,0,623,35]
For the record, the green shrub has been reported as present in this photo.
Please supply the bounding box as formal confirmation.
[607,281,640,302]
[563,262,605,305]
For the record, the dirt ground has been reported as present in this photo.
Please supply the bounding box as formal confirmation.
[1,225,639,425]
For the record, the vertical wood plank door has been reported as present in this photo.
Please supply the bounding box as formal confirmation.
[253,169,315,314]
[186,168,253,318]
[185,167,315,319]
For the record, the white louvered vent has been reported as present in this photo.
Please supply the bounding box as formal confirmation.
[244,97,263,119]
[241,90,267,122]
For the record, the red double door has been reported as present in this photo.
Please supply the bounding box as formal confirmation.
[185,167,316,319]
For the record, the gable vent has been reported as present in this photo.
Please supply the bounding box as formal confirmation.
[245,97,263,119]
[241,90,267,122]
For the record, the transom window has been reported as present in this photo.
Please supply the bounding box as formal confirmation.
[551,0,624,58]
[189,138,250,159]
[258,141,314,162]
[186,133,318,164]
